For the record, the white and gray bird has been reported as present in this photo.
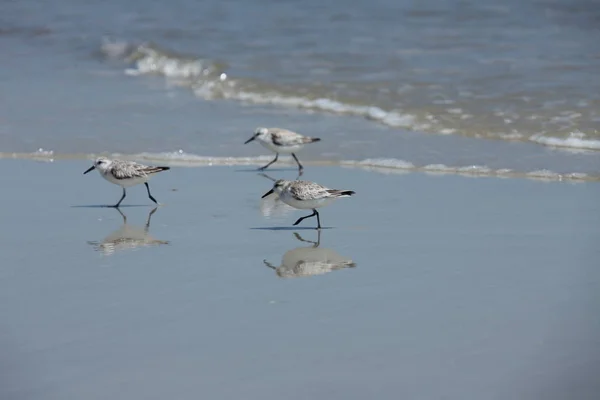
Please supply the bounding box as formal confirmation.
[261,179,355,229]
[244,127,320,173]
[83,157,170,207]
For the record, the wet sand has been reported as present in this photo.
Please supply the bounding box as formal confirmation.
[0,160,599,400]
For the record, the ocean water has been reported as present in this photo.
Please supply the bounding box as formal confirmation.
[1,0,599,179]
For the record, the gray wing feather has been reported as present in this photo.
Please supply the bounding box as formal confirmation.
[288,181,331,200]
[111,160,164,180]
[270,129,316,146]
[271,132,302,146]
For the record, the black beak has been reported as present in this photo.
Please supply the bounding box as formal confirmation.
[261,188,274,198]
[244,135,256,144]
[83,165,95,174]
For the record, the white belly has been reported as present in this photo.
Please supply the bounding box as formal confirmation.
[259,140,304,154]
[101,171,148,187]
[279,192,336,210]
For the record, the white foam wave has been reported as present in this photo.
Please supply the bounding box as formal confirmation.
[100,40,600,152]
[228,91,431,131]
[530,131,600,151]
[100,40,438,134]
[0,151,595,182]
[102,40,225,81]
[98,40,600,153]
[350,158,415,169]
[124,151,274,167]
[0,148,56,163]
[341,157,594,182]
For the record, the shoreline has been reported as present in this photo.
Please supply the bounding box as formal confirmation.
[1,152,598,183]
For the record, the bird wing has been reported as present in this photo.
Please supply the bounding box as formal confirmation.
[289,181,330,200]
[111,161,161,180]
[270,129,305,146]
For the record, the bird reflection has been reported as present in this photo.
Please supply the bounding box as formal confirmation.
[264,231,356,278]
[258,172,300,218]
[87,207,169,255]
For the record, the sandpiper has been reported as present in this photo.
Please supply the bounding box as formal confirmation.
[261,179,355,229]
[244,127,320,173]
[83,157,170,207]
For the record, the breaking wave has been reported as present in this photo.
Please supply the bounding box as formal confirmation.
[1,150,595,183]
[530,131,600,151]
[99,39,600,152]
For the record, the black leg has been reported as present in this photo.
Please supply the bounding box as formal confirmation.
[291,153,303,173]
[144,182,158,204]
[258,153,279,171]
[113,188,126,208]
[293,209,320,229]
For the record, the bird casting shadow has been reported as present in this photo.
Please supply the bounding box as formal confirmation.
[71,204,151,208]
[257,172,302,182]
[251,227,333,231]
[254,173,318,224]
[263,231,356,278]
[251,195,334,230]
[235,167,298,174]
[87,207,169,255]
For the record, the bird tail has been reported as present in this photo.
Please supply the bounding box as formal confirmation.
[147,166,170,174]
[328,190,355,197]
[304,137,321,143]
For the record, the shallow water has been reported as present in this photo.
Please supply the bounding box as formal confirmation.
[1,0,600,178]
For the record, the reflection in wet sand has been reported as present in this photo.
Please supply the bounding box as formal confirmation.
[264,231,356,278]
[87,208,169,255]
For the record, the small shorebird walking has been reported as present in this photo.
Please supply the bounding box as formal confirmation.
[244,127,320,173]
[83,157,170,207]
[261,179,355,229]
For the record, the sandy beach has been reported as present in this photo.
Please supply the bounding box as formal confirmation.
[1,159,598,399]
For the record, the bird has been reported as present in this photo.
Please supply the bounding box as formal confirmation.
[83,157,170,207]
[244,127,320,173]
[261,179,355,229]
